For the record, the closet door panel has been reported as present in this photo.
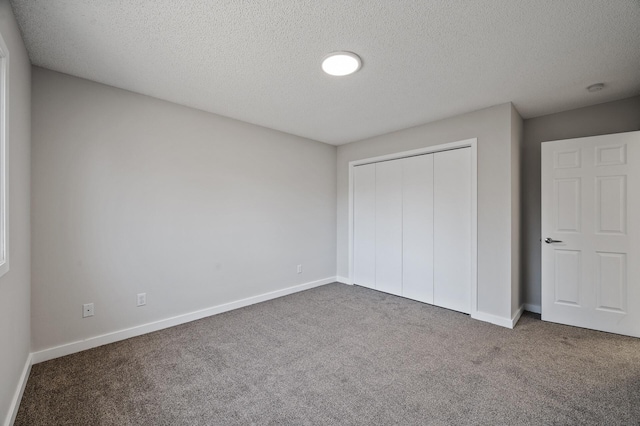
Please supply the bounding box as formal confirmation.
[434,148,472,313]
[402,155,434,303]
[375,160,403,296]
[353,163,376,289]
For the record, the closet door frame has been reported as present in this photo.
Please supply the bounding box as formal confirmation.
[347,138,478,316]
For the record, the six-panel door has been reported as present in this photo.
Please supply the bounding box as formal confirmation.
[541,131,640,337]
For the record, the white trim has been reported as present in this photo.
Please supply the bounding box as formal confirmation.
[32,277,336,364]
[348,139,477,167]
[469,141,478,318]
[347,138,479,316]
[336,276,352,284]
[472,310,514,329]
[0,32,9,278]
[471,305,524,329]
[4,354,31,426]
[511,304,524,328]
[524,303,541,314]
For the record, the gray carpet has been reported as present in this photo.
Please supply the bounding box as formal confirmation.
[15,283,640,425]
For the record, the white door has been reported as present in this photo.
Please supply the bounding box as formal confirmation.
[352,147,472,313]
[402,154,434,304]
[353,163,376,289]
[375,160,403,296]
[434,148,472,314]
[541,131,640,337]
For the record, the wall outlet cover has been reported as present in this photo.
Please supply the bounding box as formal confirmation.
[137,293,146,307]
[83,303,94,318]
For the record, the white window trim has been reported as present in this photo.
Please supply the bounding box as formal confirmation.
[0,33,9,278]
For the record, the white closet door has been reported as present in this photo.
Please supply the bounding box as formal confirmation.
[402,154,434,303]
[375,160,403,296]
[353,163,376,289]
[434,148,471,313]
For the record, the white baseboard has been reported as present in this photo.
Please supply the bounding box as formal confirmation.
[336,276,352,285]
[31,277,336,364]
[471,310,514,329]
[5,353,32,426]
[523,303,541,314]
[511,304,524,328]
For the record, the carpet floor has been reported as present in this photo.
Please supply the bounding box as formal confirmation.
[15,283,640,425]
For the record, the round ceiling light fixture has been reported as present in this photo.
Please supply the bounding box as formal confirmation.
[587,83,605,92]
[322,51,362,76]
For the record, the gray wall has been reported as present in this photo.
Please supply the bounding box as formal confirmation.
[31,67,337,351]
[337,103,521,321]
[0,0,31,422]
[522,96,640,309]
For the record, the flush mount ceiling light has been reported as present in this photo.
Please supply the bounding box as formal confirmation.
[322,51,362,76]
[587,83,605,92]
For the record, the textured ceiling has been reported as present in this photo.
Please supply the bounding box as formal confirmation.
[10,0,640,145]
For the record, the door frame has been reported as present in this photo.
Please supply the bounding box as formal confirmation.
[347,138,478,315]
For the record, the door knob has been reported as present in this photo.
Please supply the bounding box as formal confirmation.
[545,237,563,244]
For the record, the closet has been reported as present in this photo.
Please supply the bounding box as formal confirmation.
[353,147,471,313]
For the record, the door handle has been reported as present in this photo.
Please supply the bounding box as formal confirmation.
[544,237,563,244]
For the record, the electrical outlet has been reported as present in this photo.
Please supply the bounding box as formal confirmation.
[297,264,302,274]
[83,303,94,318]
[137,293,146,307]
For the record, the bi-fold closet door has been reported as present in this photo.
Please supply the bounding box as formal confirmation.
[353,148,471,314]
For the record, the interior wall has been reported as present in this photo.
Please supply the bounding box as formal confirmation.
[337,103,518,321]
[31,67,337,352]
[0,0,31,422]
[522,96,640,310]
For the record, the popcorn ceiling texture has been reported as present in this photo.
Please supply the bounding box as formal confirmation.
[10,0,640,145]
